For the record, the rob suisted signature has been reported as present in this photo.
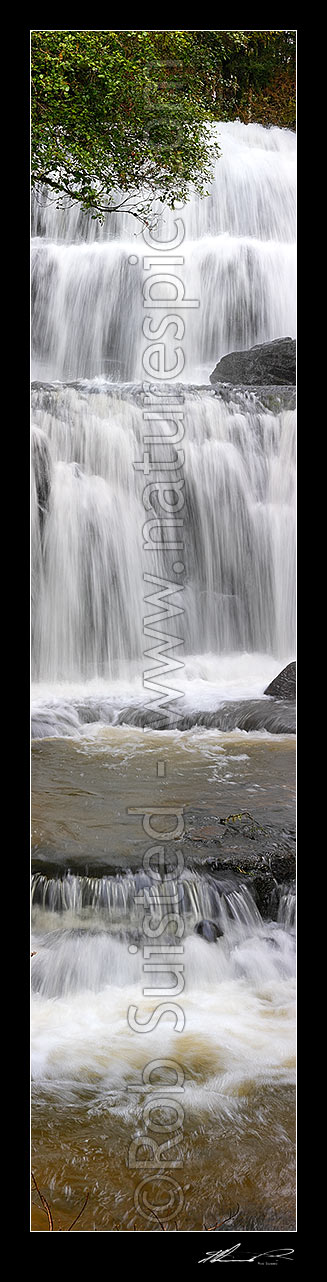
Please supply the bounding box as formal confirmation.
[199,1245,294,1264]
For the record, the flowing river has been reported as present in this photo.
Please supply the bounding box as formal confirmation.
[31,121,296,1232]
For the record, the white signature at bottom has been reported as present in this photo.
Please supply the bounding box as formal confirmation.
[199,1246,294,1264]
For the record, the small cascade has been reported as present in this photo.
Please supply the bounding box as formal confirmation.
[31,868,296,1004]
[31,867,261,932]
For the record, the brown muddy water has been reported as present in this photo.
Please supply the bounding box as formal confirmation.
[32,728,295,869]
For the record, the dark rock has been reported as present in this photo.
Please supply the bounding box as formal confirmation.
[114,697,295,735]
[264,661,296,701]
[210,337,296,387]
[176,699,296,735]
[195,919,224,942]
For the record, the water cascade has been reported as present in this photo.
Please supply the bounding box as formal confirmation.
[31,123,296,697]
[31,122,296,383]
[31,123,296,1230]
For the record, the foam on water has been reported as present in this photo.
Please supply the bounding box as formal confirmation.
[31,871,295,1100]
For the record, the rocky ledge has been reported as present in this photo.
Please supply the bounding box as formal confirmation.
[32,807,296,921]
[212,384,296,413]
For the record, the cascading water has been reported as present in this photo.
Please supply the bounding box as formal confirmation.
[31,122,296,703]
[31,387,295,685]
[31,121,296,1232]
[31,856,295,1230]
[31,122,296,383]
[31,868,295,1087]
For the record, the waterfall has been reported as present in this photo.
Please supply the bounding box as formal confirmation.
[31,868,294,1005]
[31,122,296,1231]
[31,122,295,384]
[31,384,295,681]
[31,867,295,1093]
[31,121,296,691]
[31,867,262,930]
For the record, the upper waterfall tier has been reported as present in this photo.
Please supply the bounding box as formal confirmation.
[31,121,296,244]
[31,122,296,683]
[31,123,296,385]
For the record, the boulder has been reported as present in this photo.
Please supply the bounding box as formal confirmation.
[210,337,296,386]
[195,919,224,942]
[264,661,296,701]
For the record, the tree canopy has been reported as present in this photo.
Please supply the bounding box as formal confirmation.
[31,30,296,226]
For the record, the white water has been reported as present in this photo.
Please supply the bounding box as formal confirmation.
[31,943,295,1103]
[32,122,295,384]
[30,653,293,739]
[31,872,295,1100]
[31,386,295,692]
[31,127,296,1228]
[31,122,296,708]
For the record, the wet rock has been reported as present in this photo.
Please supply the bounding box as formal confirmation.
[195,919,224,942]
[116,698,295,735]
[210,337,296,386]
[177,699,296,734]
[264,661,296,701]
